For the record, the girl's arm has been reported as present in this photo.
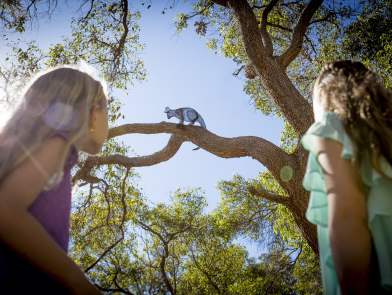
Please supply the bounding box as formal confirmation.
[0,136,100,294]
[314,137,371,294]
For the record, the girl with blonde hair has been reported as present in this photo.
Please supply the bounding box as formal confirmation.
[0,62,109,294]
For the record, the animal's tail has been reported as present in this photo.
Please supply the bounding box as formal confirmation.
[192,115,206,151]
[197,115,206,129]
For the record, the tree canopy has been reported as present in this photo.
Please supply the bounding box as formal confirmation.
[0,0,388,293]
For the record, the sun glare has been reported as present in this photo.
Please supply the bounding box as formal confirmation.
[0,105,12,130]
[0,83,23,130]
[0,88,15,130]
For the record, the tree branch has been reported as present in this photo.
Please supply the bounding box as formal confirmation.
[190,248,221,294]
[83,169,129,273]
[72,133,184,185]
[232,64,244,76]
[211,0,229,7]
[226,0,268,60]
[264,22,317,57]
[253,1,302,9]
[184,1,213,20]
[309,10,335,24]
[260,0,279,56]
[246,184,291,207]
[278,0,324,68]
[72,122,296,193]
[105,0,129,81]
[136,220,167,245]
[79,0,95,21]
[266,21,291,32]
[136,219,175,294]
[95,284,134,295]
[217,0,314,135]
[159,245,174,295]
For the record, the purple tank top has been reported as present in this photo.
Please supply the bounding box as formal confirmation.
[27,131,79,253]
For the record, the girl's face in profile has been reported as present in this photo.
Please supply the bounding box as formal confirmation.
[90,98,109,147]
[75,97,109,155]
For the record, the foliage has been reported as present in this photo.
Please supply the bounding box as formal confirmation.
[342,0,392,88]
[0,0,145,110]
[2,0,387,293]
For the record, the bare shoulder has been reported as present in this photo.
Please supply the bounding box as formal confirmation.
[314,137,362,188]
[313,137,346,175]
[314,137,366,217]
[0,136,68,210]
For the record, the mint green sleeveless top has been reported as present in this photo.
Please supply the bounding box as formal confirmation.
[300,111,392,294]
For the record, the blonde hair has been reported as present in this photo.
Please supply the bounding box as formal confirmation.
[314,60,392,179]
[0,62,108,189]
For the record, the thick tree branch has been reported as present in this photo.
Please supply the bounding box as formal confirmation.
[278,0,324,68]
[194,0,319,254]
[72,122,296,192]
[73,133,184,185]
[226,0,268,59]
[260,0,279,56]
[222,0,313,135]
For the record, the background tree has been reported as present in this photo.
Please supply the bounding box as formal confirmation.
[0,0,355,256]
[1,0,384,293]
[342,0,392,88]
[70,0,360,258]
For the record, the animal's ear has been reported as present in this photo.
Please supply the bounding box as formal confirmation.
[164,106,170,113]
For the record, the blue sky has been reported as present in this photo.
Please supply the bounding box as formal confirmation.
[120,2,284,206]
[118,2,285,257]
[0,1,285,258]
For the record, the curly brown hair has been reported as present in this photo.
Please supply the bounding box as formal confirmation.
[314,60,392,180]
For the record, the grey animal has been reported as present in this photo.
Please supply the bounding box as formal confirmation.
[164,107,206,150]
